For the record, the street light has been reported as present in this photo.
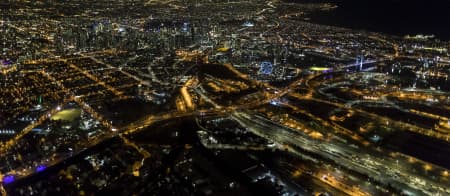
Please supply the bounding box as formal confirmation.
[442,170,449,177]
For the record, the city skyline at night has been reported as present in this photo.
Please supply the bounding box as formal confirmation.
[0,1,449,195]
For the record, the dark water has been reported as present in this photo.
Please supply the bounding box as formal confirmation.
[306,0,450,40]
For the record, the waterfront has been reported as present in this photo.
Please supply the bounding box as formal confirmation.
[306,0,450,40]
